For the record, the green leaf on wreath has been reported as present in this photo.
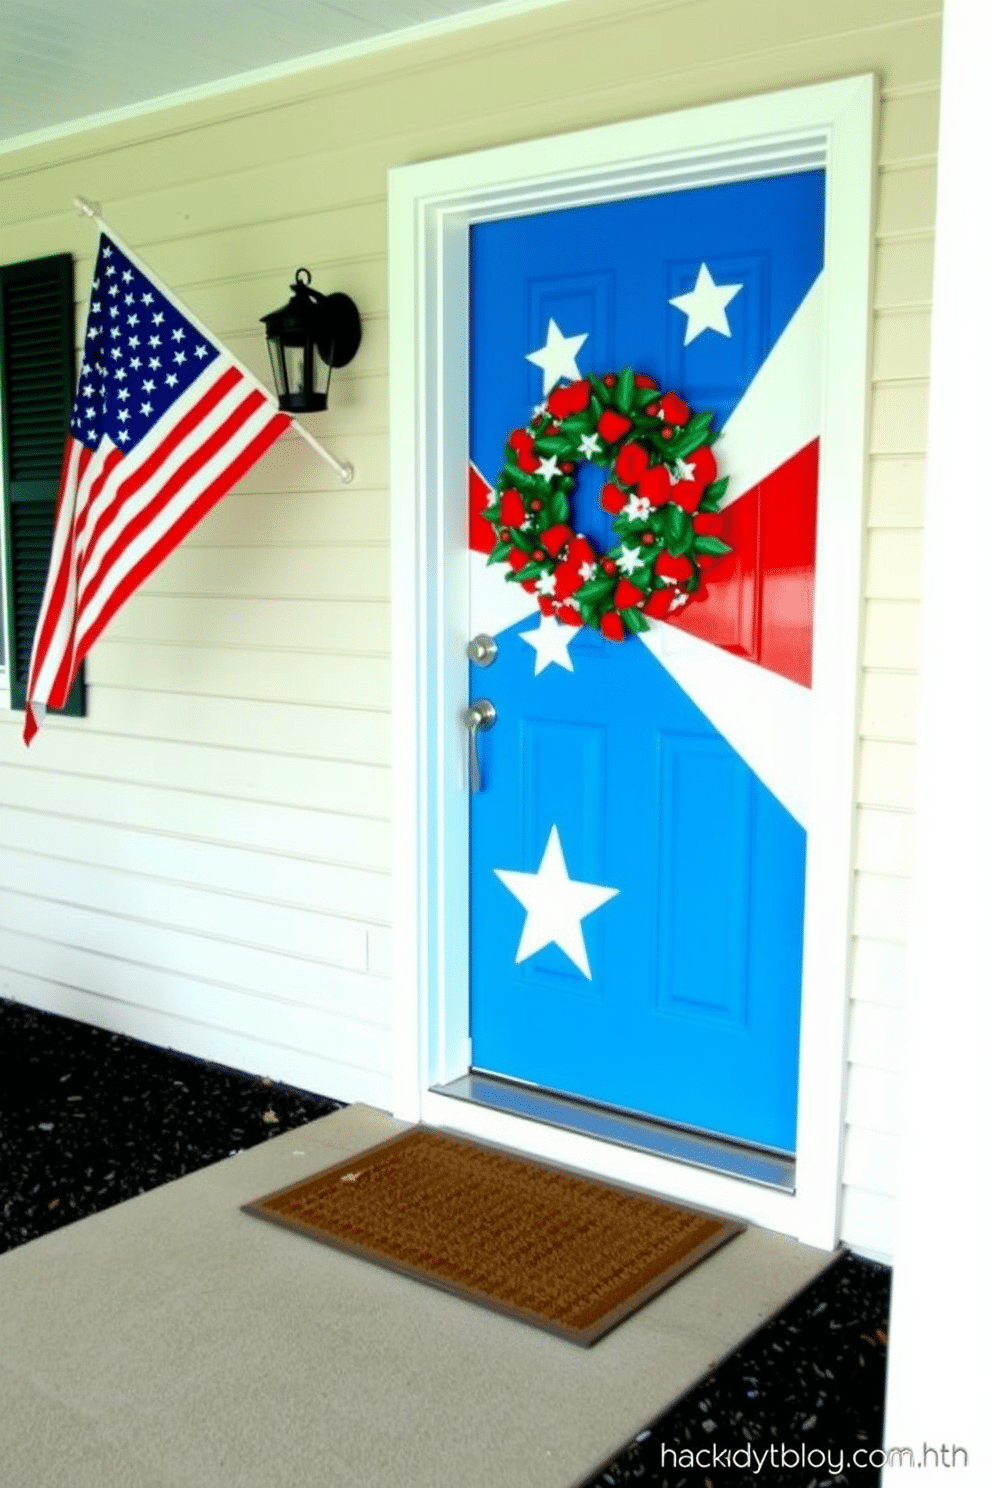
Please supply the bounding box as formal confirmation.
[534,434,575,456]
[616,367,636,416]
[661,504,693,555]
[549,492,571,525]
[704,475,728,503]
[579,598,609,625]
[516,561,547,582]
[684,411,714,441]
[693,535,733,556]
[490,541,513,563]
[576,576,616,603]
[509,528,534,552]
[509,467,542,494]
[588,373,610,406]
[621,607,651,634]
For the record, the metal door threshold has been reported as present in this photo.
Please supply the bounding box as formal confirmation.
[431,1071,795,1192]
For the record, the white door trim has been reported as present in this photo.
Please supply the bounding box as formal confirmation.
[388,75,876,1249]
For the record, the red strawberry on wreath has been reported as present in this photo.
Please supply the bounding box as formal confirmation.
[480,368,732,641]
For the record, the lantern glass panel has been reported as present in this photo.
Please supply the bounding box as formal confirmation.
[284,342,307,397]
[266,336,287,399]
[313,342,333,402]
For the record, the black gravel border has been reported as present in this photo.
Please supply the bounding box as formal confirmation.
[0,996,343,1252]
[578,1247,889,1487]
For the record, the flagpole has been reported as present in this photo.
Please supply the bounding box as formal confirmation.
[72,197,354,484]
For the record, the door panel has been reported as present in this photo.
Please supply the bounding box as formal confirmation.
[657,735,753,1024]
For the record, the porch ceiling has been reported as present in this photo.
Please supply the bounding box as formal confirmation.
[0,0,563,149]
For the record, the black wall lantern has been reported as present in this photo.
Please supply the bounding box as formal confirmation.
[261,269,361,413]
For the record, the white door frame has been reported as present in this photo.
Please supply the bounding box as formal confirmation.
[388,75,876,1250]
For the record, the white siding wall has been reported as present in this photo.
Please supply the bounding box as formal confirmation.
[0,0,942,1261]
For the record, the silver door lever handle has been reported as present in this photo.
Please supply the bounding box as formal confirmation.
[465,698,496,791]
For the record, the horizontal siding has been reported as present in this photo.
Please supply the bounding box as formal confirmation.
[873,236,935,309]
[869,382,929,454]
[843,1126,901,1197]
[850,938,908,1009]
[853,873,913,943]
[867,456,927,527]
[0,727,391,820]
[0,880,389,1017]
[102,595,390,654]
[0,757,391,898]
[87,643,392,710]
[189,488,391,546]
[855,808,914,875]
[848,1000,907,1074]
[0,962,392,1108]
[840,1185,898,1263]
[860,673,918,741]
[0,0,941,1248]
[846,1063,902,1135]
[89,689,390,765]
[144,544,391,603]
[845,38,937,1258]
[862,599,921,670]
[858,741,917,810]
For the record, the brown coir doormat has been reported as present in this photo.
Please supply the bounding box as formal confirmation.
[243,1127,743,1346]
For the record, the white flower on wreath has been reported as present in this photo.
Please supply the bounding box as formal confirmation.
[622,494,651,521]
[617,544,642,576]
[670,457,696,485]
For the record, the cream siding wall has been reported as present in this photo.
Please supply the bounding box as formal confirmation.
[0,0,940,1260]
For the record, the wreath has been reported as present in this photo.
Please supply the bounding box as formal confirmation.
[481,369,731,641]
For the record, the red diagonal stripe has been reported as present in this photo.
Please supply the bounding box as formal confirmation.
[76,364,244,580]
[26,440,86,693]
[75,384,268,623]
[664,439,819,688]
[67,411,291,679]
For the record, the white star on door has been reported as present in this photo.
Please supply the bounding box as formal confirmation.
[519,614,577,673]
[669,262,743,345]
[494,824,618,979]
[525,318,588,394]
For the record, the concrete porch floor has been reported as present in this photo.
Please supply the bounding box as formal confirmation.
[0,1102,837,1488]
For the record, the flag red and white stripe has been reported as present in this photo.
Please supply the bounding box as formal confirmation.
[23,231,292,745]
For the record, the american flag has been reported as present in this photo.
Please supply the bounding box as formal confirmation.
[23,231,292,744]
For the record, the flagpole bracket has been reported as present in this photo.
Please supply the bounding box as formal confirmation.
[73,196,103,220]
[289,417,354,485]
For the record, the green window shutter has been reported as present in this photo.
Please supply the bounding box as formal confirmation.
[0,252,85,716]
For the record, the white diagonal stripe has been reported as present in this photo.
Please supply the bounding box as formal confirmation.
[716,274,823,508]
[640,620,811,828]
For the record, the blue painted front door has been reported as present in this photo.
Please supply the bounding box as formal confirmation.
[468,173,825,1152]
